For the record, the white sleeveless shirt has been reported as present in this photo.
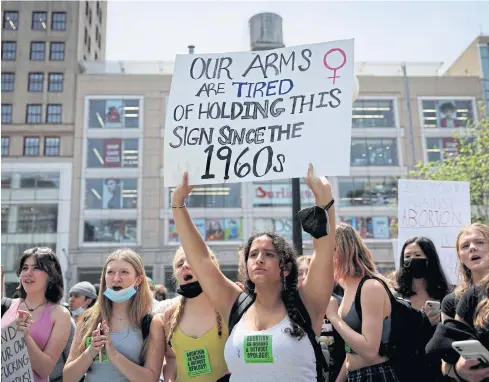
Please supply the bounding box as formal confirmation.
[224,313,317,381]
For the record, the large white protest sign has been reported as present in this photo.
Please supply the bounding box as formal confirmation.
[1,324,34,382]
[164,39,354,187]
[397,179,471,284]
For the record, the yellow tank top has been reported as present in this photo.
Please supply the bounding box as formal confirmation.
[172,324,229,382]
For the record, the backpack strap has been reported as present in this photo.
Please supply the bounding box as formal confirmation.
[228,292,254,334]
[141,312,155,341]
[354,275,395,321]
[293,292,328,382]
[1,297,12,318]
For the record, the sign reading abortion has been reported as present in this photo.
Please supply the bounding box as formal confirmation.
[397,179,471,284]
[163,39,355,186]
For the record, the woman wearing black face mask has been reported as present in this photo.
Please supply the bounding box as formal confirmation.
[161,247,229,382]
[395,237,451,326]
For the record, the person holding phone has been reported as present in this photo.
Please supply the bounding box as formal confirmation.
[1,247,72,382]
[395,237,451,326]
[63,248,165,382]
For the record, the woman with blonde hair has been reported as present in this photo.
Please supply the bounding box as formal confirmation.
[63,248,165,382]
[162,247,228,382]
[325,223,399,381]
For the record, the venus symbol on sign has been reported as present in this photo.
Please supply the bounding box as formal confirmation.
[323,48,347,84]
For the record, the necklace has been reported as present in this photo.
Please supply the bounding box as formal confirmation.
[24,300,48,312]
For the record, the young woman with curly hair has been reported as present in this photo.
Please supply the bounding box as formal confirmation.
[170,164,336,381]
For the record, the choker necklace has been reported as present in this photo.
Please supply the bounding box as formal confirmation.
[24,300,48,312]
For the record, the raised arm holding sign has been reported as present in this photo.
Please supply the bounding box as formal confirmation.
[164,39,355,187]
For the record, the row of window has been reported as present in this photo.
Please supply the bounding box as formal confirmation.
[2,11,66,31]
[86,1,103,25]
[1,104,63,124]
[2,72,64,92]
[2,41,65,61]
[1,205,58,235]
[1,172,60,189]
[1,136,60,157]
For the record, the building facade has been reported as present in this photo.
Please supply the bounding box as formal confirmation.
[66,59,483,294]
[1,1,107,293]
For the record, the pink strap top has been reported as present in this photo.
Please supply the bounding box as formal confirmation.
[2,299,54,382]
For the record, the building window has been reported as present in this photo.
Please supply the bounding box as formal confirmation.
[49,42,65,61]
[169,218,242,243]
[94,52,98,60]
[98,7,102,23]
[19,172,59,188]
[3,11,18,30]
[1,137,10,157]
[23,137,40,156]
[424,137,475,163]
[84,220,137,243]
[252,179,315,207]
[2,41,16,60]
[338,177,398,207]
[48,73,64,92]
[51,12,66,31]
[28,72,44,92]
[96,1,100,15]
[46,104,62,124]
[89,99,141,128]
[1,72,15,92]
[26,104,42,124]
[339,216,398,239]
[168,183,242,208]
[351,138,398,166]
[85,1,89,16]
[85,178,138,209]
[17,204,58,233]
[32,11,47,30]
[44,137,60,156]
[1,104,12,124]
[89,8,92,25]
[87,139,139,168]
[88,37,91,53]
[352,99,395,128]
[253,218,311,242]
[30,41,45,60]
[84,27,88,44]
[421,99,475,128]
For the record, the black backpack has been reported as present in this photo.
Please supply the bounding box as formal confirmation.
[228,292,329,382]
[354,276,433,382]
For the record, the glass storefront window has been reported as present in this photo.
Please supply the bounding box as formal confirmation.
[2,173,11,189]
[168,218,242,242]
[88,99,140,129]
[85,178,138,209]
[19,172,60,189]
[84,219,137,243]
[421,100,474,128]
[339,216,398,239]
[2,243,56,272]
[17,204,58,233]
[168,183,241,208]
[352,99,395,128]
[252,179,315,207]
[338,177,398,207]
[252,218,312,241]
[1,207,9,233]
[87,139,139,168]
[351,138,398,166]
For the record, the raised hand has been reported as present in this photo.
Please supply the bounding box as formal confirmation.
[171,172,195,206]
[304,163,332,207]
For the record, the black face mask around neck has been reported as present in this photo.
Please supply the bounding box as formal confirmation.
[176,281,203,299]
[403,258,429,279]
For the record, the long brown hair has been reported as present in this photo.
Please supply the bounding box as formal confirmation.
[474,274,489,331]
[78,248,153,362]
[167,247,223,347]
[454,224,489,298]
[334,222,377,283]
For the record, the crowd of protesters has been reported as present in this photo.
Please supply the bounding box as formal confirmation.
[1,165,488,382]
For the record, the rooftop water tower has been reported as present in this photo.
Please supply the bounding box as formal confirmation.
[249,13,285,51]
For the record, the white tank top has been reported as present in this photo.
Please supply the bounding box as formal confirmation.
[224,313,316,381]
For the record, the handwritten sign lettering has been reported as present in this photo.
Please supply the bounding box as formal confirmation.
[1,324,34,382]
[164,40,354,187]
[397,179,471,284]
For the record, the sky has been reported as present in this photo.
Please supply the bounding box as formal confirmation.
[106,1,489,72]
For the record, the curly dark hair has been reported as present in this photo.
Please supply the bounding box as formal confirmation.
[395,237,451,301]
[16,247,64,303]
[239,232,305,340]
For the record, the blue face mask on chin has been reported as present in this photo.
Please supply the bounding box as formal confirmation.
[71,307,85,317]
[104,283,137,303]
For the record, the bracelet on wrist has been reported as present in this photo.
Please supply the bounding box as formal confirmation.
[171,203,186,209]
[318,199,334,211]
